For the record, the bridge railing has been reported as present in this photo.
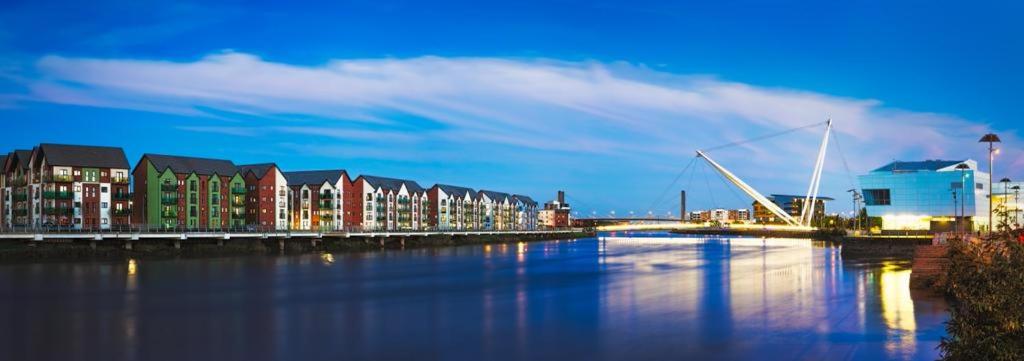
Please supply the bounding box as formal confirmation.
[0,224,585,236]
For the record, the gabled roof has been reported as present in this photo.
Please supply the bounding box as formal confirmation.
[513,194,537,206]
[872,160,966,173]
[15,149,31,170]
[479,190,511,202]
[434,184,475,197]
[361,175,424,193]
[238,163,277,179]
[284,170,346,186]
[142,154,238,176]
[35,143,129,169]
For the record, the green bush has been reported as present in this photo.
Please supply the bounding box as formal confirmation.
[940,237,1024,361]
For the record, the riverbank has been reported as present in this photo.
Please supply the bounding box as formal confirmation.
[0,231,595,263]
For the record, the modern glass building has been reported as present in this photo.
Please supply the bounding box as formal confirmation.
[858,159,990,233]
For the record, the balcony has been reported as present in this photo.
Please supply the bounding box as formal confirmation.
[10,178,27,187]
[160,184,178,192]
[111,177,130,184]
[161,210,178,218]
[113,192,132,200]
[43,207,74,216]
[319,200,333,208]
[12,193,28,202]
[231,198,245,207]
[42,191,74,200]
[211,195,221,204]
[319,193,333,200]
[231,186,246,195]
[44,174,74,183]
[112,209,131,216]
[161,196,179,205]
[13,209,28,217]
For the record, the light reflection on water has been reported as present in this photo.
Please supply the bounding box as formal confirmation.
[0,232,946,361]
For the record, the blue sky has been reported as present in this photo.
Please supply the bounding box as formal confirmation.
[1,0,1022,216]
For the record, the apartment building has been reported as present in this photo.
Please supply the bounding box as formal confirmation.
[239,163,290,230]
[132,154,246,229]
[283,170,349,231]
[427,184,476,230]
[2,150,32,229]
[350,175,427,231]
[28,144,131,230]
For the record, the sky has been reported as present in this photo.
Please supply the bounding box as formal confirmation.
[1,0,1022,217]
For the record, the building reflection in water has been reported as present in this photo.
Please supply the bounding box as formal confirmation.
[0,234,947,361]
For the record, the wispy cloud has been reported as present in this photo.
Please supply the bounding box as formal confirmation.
[15,51,1012,212]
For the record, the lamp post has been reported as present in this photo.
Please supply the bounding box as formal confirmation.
[955,163,970,234]
[847,189,861,234]
[1014,186,1021,228]
[1000,178,1012,231]
[979,133,1001,234]
[952,189,959,235]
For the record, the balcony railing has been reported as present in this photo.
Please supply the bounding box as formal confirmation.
[231,187,246,195]
[113,193,132,200]
[231,198,245,207]
[13,209,28,217]
[319,193,333,200]
[111,177,130,184]
[43,207,74,216]
[319,200,333,208]
[161,196,179,205]
[44,174,74,183]
[112,209,131,216]
[160,184,178,192]
[10,178,27,187]
[42,191,74,200]
[161,211,178,218]
[12,193,28,202]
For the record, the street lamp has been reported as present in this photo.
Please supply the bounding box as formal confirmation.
[955,163,970,234]
[1000,177,1012,232]
[979,133,1001,234]
[847,189,861,234]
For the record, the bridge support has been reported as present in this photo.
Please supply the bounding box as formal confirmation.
[174,240,181,249]
[400,237,406,248]
[217,239,224,247]
[379,237,385,247]
[124,241,133,251]
[278,240,285,252]
[89,241,97,250]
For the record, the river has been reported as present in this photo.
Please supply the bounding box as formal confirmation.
[0,232,948,360]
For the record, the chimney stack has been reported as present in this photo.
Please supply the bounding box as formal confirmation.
[681,190,687,221]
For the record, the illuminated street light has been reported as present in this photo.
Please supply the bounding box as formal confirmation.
[979,133,1001,234]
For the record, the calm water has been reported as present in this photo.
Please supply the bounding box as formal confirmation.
[0,232,948,361]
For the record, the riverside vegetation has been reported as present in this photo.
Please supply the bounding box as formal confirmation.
[940,235,1024,361]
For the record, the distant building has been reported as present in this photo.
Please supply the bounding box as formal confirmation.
[689,208,748,223]
[859,159,989,233]
[752,195,833,226]
[239,163,289,230]
[28,144,131,230]
[539,191,571,228]
[283,170,349,231]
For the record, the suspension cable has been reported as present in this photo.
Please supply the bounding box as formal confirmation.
[644,157,698,215]
[700,121,828,152]
[829,128,858,190]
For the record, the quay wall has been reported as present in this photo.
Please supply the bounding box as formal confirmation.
[0,231,594,262]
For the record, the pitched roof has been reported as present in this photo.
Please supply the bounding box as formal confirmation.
[283,170,346,186]
[238,163,277,179]
[513,194,537,206]
[872,160,965,173]
[434,184,475,197]
[362,175,424,193]
[15,150,31,170]
[143,154,238,176]
[479,189,511,202]
[36,143,129,169]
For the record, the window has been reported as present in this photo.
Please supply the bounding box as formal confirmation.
[101,202,108,209]
[951,182,963,189]
[101,186,108,193]
[190,180,198,191]
[977,183,984,190]
[863,189,891,206]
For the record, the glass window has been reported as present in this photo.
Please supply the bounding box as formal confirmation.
[863,189,891,206]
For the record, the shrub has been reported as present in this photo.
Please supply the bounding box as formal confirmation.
[940,236,1024,361]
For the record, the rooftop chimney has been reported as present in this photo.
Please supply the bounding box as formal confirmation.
[557,190,565,204]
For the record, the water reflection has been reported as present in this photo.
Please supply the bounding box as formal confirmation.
[0,233,947,361]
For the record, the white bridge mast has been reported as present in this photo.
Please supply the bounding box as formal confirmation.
[696,150,801,227]
[696,119,832,228]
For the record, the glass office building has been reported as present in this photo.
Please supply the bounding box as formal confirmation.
[858,159,990,233]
